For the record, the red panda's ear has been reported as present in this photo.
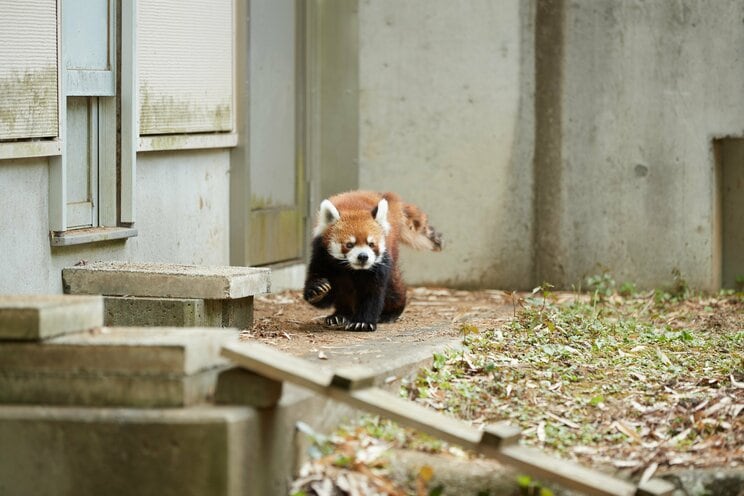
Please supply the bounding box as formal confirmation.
[314,199,340,237]
[373,199,391,234]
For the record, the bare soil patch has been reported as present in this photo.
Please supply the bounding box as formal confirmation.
[244,287,515,356]
[249,287,743,495]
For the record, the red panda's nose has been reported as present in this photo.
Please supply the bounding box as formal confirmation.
[357,252,369,263]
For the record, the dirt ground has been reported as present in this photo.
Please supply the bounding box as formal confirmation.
[244,287,517,355]
[252,287,743,495]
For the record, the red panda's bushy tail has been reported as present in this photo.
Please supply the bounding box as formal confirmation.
[393,197,443,252]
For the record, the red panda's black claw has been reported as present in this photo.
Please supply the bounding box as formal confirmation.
[346,322,376,332]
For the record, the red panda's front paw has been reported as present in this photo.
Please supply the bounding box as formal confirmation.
[325,314,349,327]
[305,279,331,304]
[345,321,377,332]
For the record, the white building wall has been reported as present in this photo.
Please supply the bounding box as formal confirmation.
[0,150,231,294]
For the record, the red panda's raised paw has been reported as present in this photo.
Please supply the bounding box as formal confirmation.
[345,322,377,332]
[305,279,332,304]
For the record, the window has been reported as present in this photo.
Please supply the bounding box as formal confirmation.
[0,1,60,159]
[49,0,137,245]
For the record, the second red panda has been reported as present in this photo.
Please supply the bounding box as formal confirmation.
[303,190,442,331]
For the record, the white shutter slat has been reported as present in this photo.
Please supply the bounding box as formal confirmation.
[0,0,58,140]
[138,0,233,135]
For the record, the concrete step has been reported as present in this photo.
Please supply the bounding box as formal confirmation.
[62,261,270,329]
[0,329,463,495]
[63,261,270,299]
[0,405,254,496]
[0,294,103,341]
[0,327,238,407]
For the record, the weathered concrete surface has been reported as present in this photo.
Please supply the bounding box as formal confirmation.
[0,368,222,408]
[719,138,744,289]
[0,294,102,340]
[0,324,459,495]
[207,297,254,329]
[0,150,231,295]
[0,327,238,407]
[104,296,255,329]
[63,261,270,299]
[0,405,255,496]
[356,0,535,288]
[104,295,210,327]
[388,449,518,495]
[536,0,744,290]
[215,367,283,408]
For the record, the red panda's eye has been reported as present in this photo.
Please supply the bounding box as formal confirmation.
[369,242,375,248]
[345,242,354,249]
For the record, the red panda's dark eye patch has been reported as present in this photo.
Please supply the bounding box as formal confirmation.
[345,242,354,249]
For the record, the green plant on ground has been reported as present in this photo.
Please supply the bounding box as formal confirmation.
[404,285,743,470]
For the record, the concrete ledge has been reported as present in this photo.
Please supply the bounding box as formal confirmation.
[0,328,458,495]
[0,295,103,341]
[50,227,138,247]
[104,296,213,327]
[215,367,283,408]
[0,328,239,407]
[63,261,271,299]
[0,367,223,408]
[104,296,254,329]
[0,405,255,496]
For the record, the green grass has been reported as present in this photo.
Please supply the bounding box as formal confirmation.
[403,287,743,467]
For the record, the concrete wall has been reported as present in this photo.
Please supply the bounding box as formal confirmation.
[535,0,744,290]
[0,149,230,294]
[353,0,743,290]
[357,0,535,289]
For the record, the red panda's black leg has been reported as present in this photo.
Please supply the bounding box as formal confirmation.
[346,291,383,331]
[380,271,407,322]
[345,260,390,332]
[303,237,337,308]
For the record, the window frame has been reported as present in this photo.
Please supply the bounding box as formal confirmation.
[48,0,138,244]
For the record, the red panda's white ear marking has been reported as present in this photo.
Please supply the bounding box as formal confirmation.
[374,198,391,234]
[314,199,340,237]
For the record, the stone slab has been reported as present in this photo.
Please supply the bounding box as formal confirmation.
[0,294,103,341]
[0,326,464,495]
[63,261,270,299]
[0,366,223,408]
[104,296,212,327]
[221,341,334,392]
[214,367,283,408]
[0,405,254,496]
[0,327,239,407]
[209,296,254,329]
[104,296,254,329]
[0,327,238,375]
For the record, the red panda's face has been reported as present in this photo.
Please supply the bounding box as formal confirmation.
[326,218,386,270]
[315,198,390,270]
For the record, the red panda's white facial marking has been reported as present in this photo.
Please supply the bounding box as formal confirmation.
[347,244,377,270]
[326,228,386,270]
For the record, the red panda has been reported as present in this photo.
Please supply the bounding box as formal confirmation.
[303,190,442,331]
